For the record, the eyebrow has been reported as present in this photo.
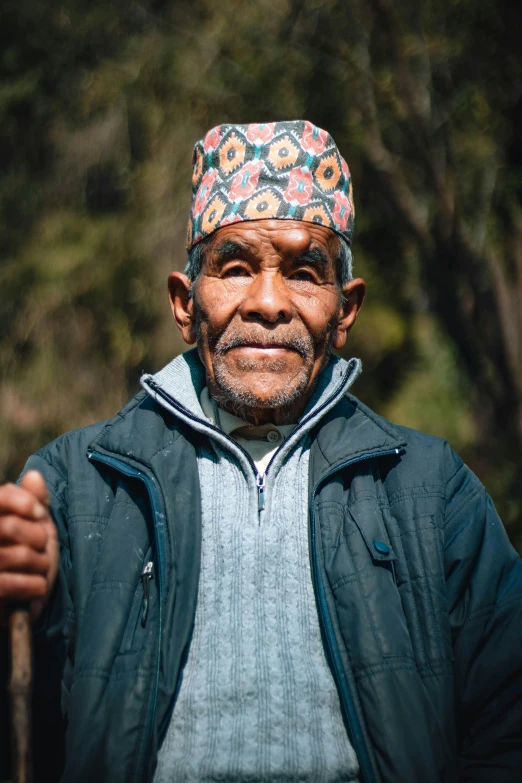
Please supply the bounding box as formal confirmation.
[214,240,251,262]
[294,247,330,267]
[212,240,331,267]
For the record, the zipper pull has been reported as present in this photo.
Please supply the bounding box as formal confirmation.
[141,561,154,627]
[256,473,266,513]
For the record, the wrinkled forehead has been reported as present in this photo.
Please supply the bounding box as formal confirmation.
[204,218,341,260]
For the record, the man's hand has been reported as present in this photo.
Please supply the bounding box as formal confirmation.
[0,470,59,624]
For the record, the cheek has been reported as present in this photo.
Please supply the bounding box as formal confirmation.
[195,278,246,333]
[289,288,341,339]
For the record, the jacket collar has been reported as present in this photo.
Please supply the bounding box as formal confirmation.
[139,347,360,426]
[137,349,364,480]
[309,393,406,484]
[89,351,406,472]
[88,389,185,469]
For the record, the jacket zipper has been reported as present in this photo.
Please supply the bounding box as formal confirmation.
[87,449,166,783]
[309,447,400,783]
[147,378,269,510]
[141,561,154,627]
[141,372,391,778]
[86,443,396,782]
[146,375,353,514]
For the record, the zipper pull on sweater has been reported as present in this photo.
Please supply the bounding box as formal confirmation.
[256,473,266,513]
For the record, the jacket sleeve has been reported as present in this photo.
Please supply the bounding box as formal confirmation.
[0,449,73,783]
[443,444,522,782]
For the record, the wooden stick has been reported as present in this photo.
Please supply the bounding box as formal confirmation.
[8,605,33,783]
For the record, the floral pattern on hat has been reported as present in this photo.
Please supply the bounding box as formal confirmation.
[303,204,331,226]
[201,194,227,234]
[203,126,221,153]
[332,191,351,231]
[315,153,341,192]
[244,189,281,220]
[219,132,246,176]
[267,135,300,171]
[229,160,264,202]
[246,123,276,144]
[187,120,354,249]
[301,121,328,155]
[193,169,218,217]
[284,167,314,206]
[192,148,204,188]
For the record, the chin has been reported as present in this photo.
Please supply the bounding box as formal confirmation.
[211,366,312,413]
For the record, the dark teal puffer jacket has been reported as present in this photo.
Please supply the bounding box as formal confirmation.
[1,388,521,782]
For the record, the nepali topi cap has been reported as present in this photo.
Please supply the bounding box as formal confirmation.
[186,120,354,251]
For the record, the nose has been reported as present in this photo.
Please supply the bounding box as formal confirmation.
[239,269,292,324]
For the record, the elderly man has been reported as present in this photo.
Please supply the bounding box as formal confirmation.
[1,121,521,783]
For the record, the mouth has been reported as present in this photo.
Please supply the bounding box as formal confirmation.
[214,329,313,360]
[227,343,299,355]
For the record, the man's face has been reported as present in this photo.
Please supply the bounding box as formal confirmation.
[169,219,365,424]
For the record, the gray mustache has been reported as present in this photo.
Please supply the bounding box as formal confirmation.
[215,331,313,358]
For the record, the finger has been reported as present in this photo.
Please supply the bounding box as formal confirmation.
[0,516,48,550]
[41,518,58,551]
[20,470,50,510]
[0,545,50,575]
[0,572,47,601]
[0,483,48,520]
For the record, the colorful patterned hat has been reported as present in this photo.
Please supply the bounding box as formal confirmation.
[187,120,354,251]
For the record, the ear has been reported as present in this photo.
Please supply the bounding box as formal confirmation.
[332,277,366,350]
[168,272,197,345]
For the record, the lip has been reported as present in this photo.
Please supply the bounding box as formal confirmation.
[229,344,296,353]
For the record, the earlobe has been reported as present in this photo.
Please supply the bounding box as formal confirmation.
[333,277,366,349]
[168,272,197,345]
[332,323,348,350]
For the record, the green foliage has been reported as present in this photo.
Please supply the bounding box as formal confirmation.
[0,0,521,547]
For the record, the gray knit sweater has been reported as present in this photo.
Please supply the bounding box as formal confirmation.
[142,350,362,782]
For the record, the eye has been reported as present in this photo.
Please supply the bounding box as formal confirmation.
[222,264,250,278]
[289,269,316,283]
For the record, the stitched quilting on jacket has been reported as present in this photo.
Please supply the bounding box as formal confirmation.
[1,375,522,782]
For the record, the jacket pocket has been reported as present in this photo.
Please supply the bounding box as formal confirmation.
[318,498,415,667]
[347,500,397,581]
[119,550,153,654]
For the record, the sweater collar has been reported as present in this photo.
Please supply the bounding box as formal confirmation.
[138,349,364,481]
[90,349,406,474]
[140,347,362,432]
[198,386,297,441]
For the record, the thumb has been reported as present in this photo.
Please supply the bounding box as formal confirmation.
[20,470,50,510]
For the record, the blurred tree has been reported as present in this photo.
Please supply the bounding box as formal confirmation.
[0,0,520,545]
[339,0,522,467]
[300,0,522,536]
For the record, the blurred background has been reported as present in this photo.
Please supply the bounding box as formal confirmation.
[0,0,521,548]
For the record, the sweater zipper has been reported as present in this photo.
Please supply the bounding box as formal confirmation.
[146,375,353,515]
[147,378,267,510]
[310,447,400,783]
[87,448,166,783]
